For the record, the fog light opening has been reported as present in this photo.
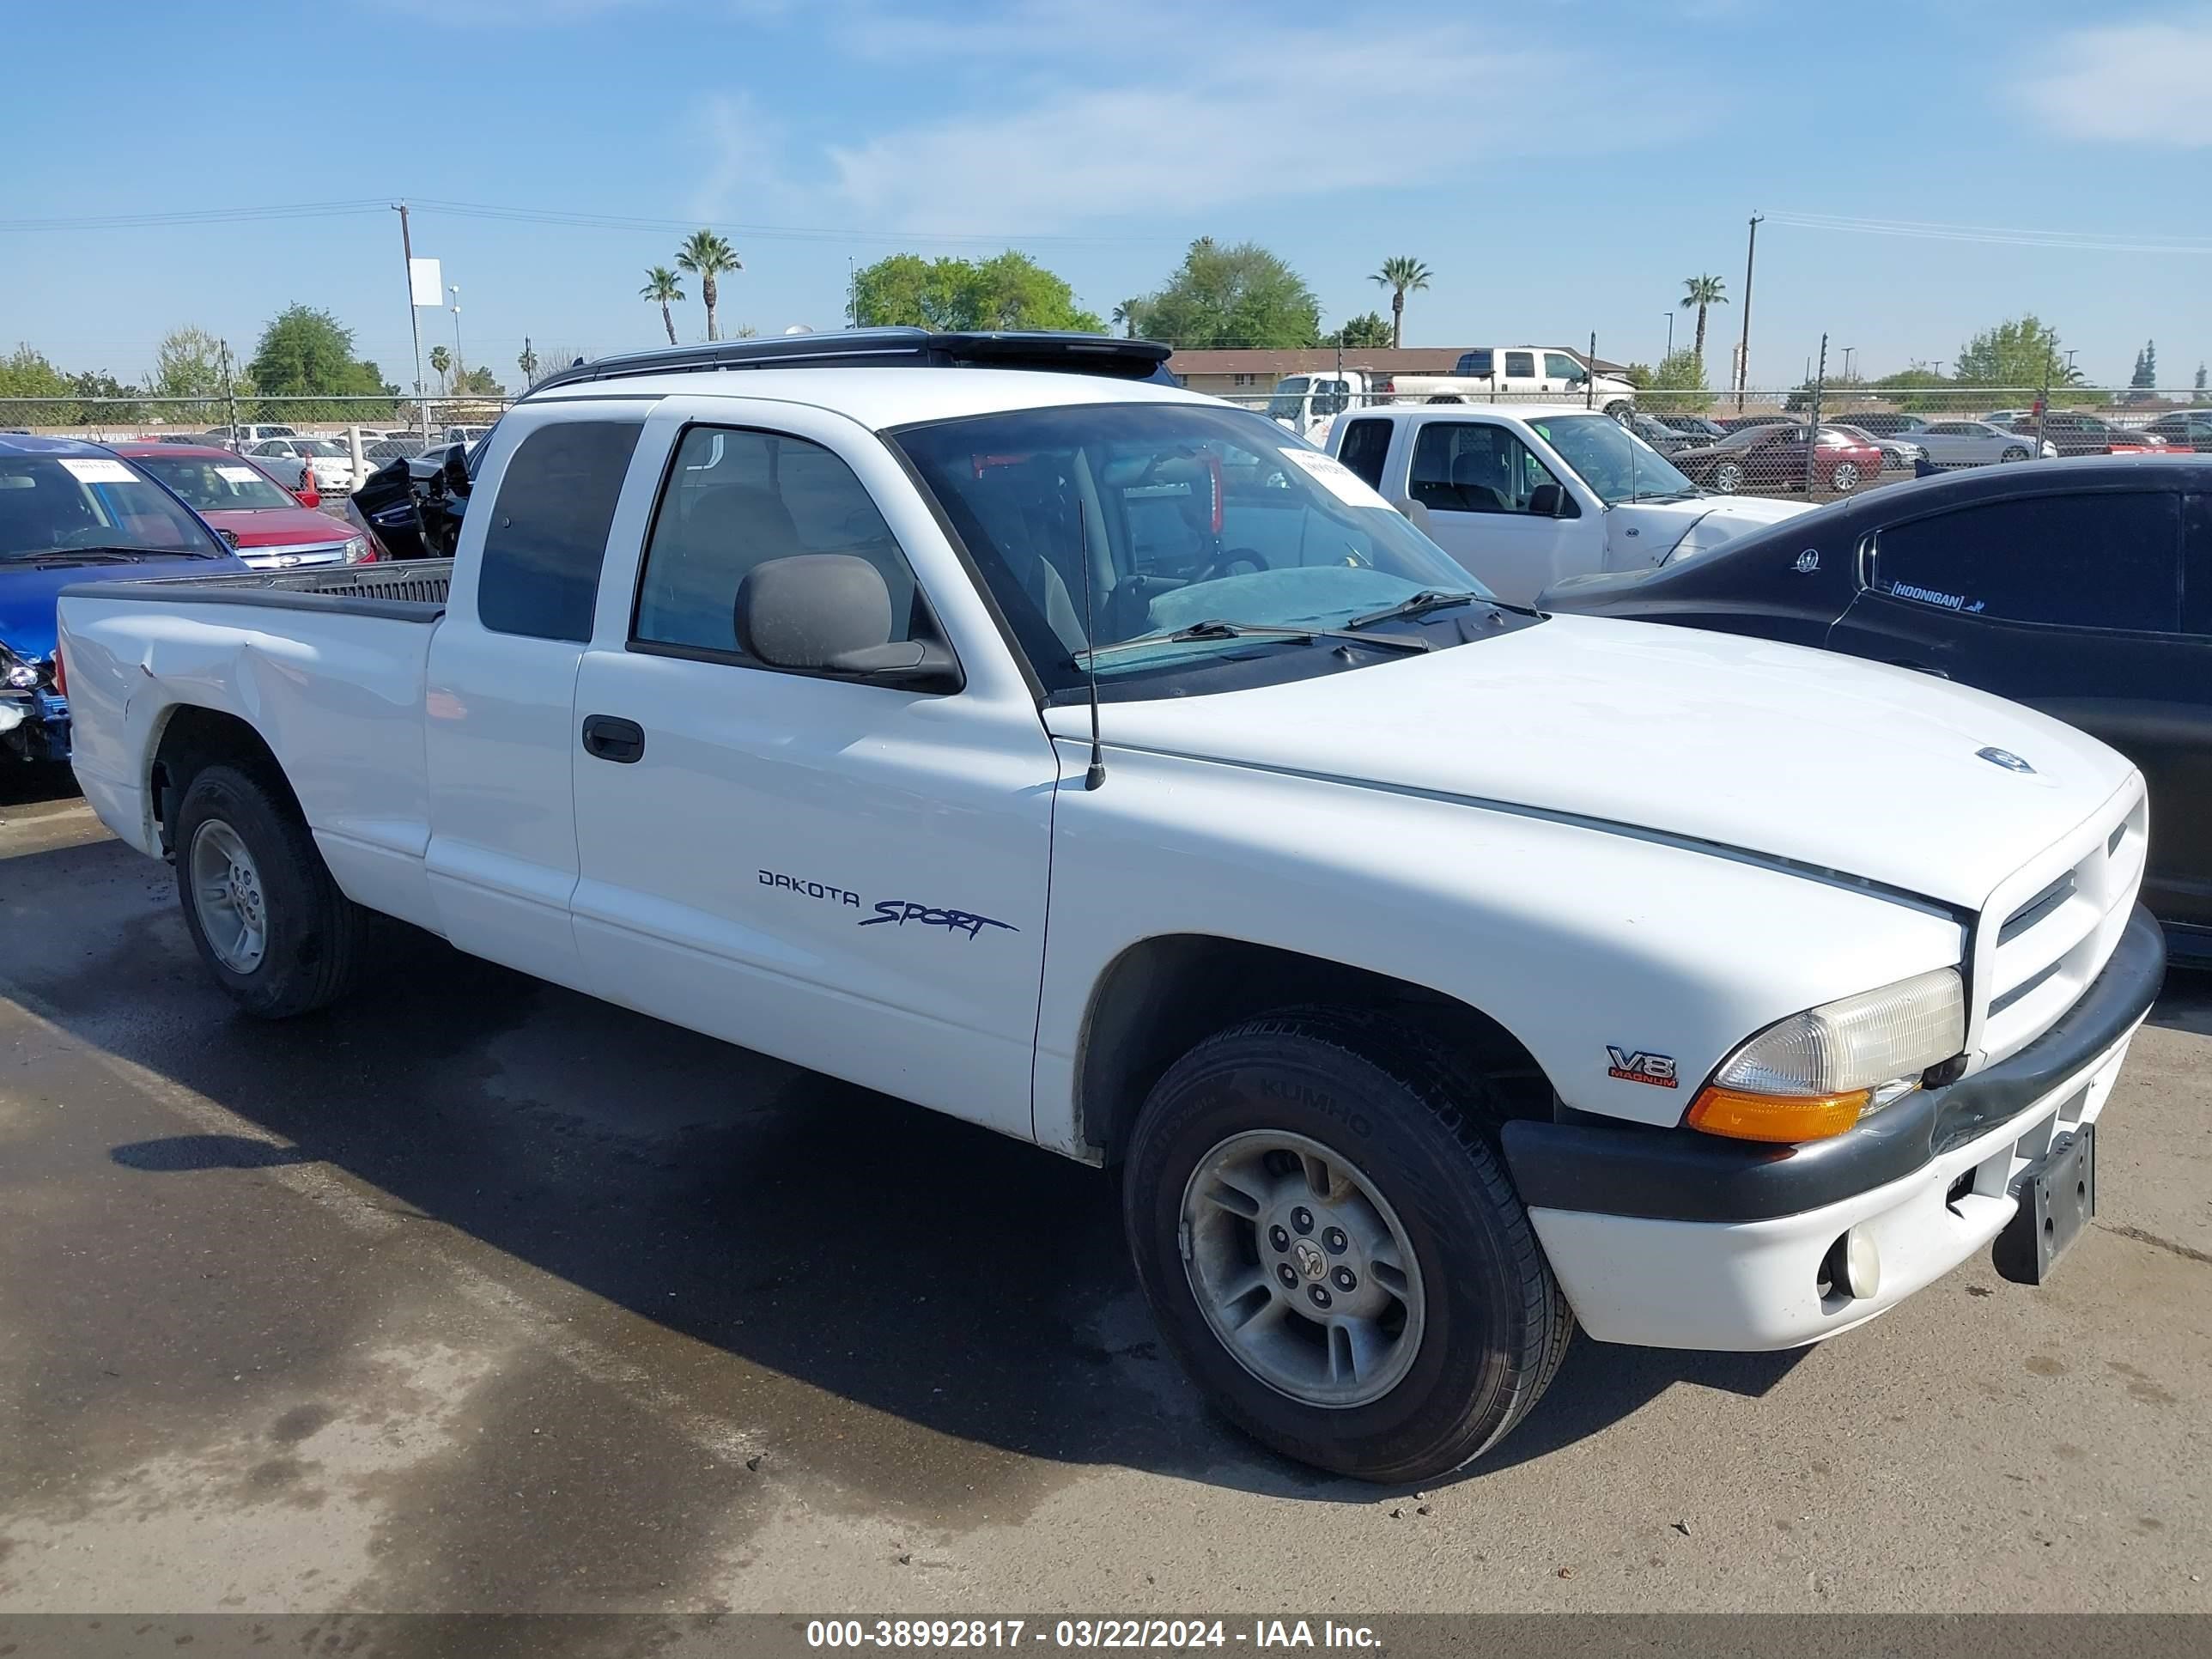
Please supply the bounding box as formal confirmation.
[1817,1225,1882,1305]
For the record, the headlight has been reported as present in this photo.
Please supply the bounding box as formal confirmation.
[343,537,371,563]
[0,644,40,691]
[1687,968,1965,1143]
[2040,441,2057,458]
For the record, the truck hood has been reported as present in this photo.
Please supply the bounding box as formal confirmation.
[0,553,243,661]
[1048,614,2136,910]
[1603,495,1811,570]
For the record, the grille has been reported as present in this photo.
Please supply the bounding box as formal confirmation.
[1972,786,2147,1065]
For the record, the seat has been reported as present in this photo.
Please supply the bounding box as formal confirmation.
[640,483,806,652]
[1449,450,1510,514]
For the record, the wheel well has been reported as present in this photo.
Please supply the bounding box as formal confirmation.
[149,706,301,856]
[1076,935,1553,1164]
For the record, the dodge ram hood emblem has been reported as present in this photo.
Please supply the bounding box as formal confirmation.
[1977,746,2035,775]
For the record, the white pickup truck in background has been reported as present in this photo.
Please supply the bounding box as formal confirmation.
[58,331,2161,1483]
[1329,403,1813,605]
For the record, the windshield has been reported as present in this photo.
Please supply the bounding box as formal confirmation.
[1522,412,1698,503]
[0,455,221,560]
[131,454,295,512]
[294,440,345,457]
[1715,425,1785,449]
[1264,379,1311,421]
[895,402,1493,695]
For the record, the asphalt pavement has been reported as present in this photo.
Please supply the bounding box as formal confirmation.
[0,769,2206,1618]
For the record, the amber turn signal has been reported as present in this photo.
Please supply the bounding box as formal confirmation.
[1686,1085,1869,1144]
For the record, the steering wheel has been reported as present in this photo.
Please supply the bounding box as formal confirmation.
[1196,549,1266,584]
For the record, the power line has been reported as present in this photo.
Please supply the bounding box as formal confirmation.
[1765,210,2212,254]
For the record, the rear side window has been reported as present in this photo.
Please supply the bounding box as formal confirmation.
[1871,491,2180,633]
[477,419,643,642]
[2185,495,2212,636]
[1458,349,1494,377]
[1504,351,1536,380]
[1335,418,1393,489]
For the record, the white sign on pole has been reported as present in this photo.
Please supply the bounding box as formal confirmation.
[408,257,443,308]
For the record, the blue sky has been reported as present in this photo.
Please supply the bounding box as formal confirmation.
[4,0,2208,393]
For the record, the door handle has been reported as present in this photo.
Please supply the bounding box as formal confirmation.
[580,714,645,763]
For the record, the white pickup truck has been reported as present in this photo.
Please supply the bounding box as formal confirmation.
[58,334,2163,1483]
[1328,403,1814,605]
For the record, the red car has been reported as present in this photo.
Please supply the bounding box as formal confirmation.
[108,444,378,569]
[1668,423,1884,495]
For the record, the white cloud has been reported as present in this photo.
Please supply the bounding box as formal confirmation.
[2011,14,2212,144]
[817,8,1678,234]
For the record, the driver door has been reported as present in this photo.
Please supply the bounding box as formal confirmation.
[1404,418,1580,604]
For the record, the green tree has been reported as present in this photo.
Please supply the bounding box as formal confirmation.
[848,251,1103,332]
[69,370,143,426]
[641,266,686,346]
[675,229,742,342]
[451,365,504,398]
[1639,347,1711,412]
[1127,238,1320,350]
[1869,366,1954,414]
[2196,362,2208,394]
[1680,275,1728,363]
[1369,256,1431,349]
[517,341,540,386]
[246,305,395,421]
[1951,314,2082,394]
[2127,338,2157,402]
[1112,299,1142,338]
[1324,311,1394,349]
[150,325,234,425]
[0,343,76,424]
[428,344,451,394]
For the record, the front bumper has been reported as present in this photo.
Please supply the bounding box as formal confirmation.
[0,690,70,763]
[1502,905,2164,1349]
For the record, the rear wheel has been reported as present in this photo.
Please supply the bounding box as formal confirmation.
[1712,460,1746,493]
[1829,460,1863,492]
[2000,445,2029,463]
[1123,1009,1571,1482]
[174,764,374,1018]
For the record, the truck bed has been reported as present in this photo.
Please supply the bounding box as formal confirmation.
[67,558,454,621]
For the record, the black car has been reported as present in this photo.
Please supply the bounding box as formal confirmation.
[1654,413,1730,444]
[1537,456,2212,954]
[2010,411,2167,458]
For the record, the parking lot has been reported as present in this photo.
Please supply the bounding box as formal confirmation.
[0,765,2205,1618]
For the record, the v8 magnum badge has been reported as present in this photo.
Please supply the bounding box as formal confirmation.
[1606,1046,1678,1088]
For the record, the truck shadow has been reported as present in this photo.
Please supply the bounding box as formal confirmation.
[0,827,1990,1508]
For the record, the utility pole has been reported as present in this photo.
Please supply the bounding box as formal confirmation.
[1842,345,1856,380]
[449,284,464,379]
[1587,332,1597,410]
[394,202,428,446]
[1735,211,1763,411]
[218,339,239,446]
[1664,313,1674,360]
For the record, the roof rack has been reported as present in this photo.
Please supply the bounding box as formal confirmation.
[525,328,1176,396]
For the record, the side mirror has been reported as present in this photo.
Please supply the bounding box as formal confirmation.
[735,555,961,692]
[440,443,471,497]
[1392,496,1435,537]
[1528,483,1569,518]
[295,472,319,509]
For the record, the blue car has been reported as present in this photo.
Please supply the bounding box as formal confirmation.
[0,434,247,763]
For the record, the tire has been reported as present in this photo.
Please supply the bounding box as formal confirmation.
[1122,1008,1571,1482]
[1829,461,1863,492]
[173,763,373,1018]
[1603,401,1632,423]
[1712,460,1745,493]
[2000,446,2029,463]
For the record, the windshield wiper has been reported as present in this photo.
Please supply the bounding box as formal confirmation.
[1345,588,1489,629]
[1079,617,1431,665]
[1629,488,1710,503]
[11,544,225,562]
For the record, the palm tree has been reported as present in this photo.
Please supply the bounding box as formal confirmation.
[1680,274,1729,362]
[640,266,686,346]
[1112,299,1142,339]
[1369,257,1432,349]
[675,229,742,343]
[428,344,450,395]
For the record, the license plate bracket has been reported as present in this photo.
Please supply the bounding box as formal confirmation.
[1995,1122,2096,1285]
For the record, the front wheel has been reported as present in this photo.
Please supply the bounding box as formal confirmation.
[1123,1010,1571,1481]
[174,764,374,1018]
[1603,401,1633,423]
[2000,445,2029,463]
[1712,460,1745,493]
[1828,461,1863,492]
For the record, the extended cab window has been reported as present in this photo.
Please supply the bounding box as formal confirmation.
[477,418,643,643]
[1504,352,1535,380]
[1871,491,2180,632]
[1408,422,1565,515]
[634,425,920,658]
[1335,419,1392,489]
